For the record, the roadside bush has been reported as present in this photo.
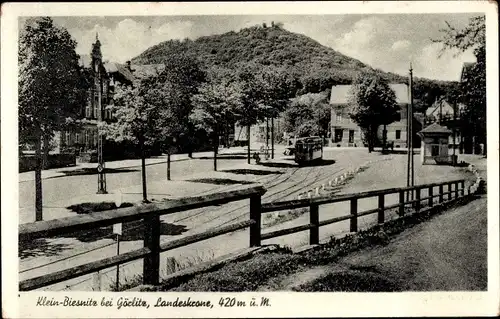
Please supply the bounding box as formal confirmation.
[170,252,305,292]
[293,269,399,292]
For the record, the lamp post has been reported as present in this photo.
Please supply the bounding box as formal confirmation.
[96,58,107,194]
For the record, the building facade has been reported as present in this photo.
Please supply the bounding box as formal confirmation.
[329,83,421,148]
[56,35,134,155]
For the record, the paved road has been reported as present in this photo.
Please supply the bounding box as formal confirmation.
[19,155,249,222]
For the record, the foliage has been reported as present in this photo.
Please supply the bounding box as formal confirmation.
[347,74,399,152]
[155,54,206,153]
[283,91,330,137]
[190,67,244,169]
[434,15,486,150]
[190,68,244,134]
[132,23,452,103]
[104,80,161,147]
[18,17,88,145]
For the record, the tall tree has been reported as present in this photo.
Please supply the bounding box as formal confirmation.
[283,92,330,138]
[233,63,265,164]
[104,79,161,202]
[158,54,206,159]
[19,17,87,221]
[256,65,298,157]
[433,15,486,154]
[152,55,206,179]
[190,69,243,171]
[347,74,399,153]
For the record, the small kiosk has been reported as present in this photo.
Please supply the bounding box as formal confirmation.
[418,123,453,165]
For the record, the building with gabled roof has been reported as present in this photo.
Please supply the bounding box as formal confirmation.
[329,83,422,148]
[56,34,135,157]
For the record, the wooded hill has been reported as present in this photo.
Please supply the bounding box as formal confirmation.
[132,23,455,110]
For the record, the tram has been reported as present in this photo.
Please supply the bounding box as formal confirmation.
[294,136,323,165]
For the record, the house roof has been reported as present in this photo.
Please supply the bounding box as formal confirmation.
[413,112,425,125]
[330,83,409,105]
[104,62,135,83]
[418,122,452,135]
[130,64,165,79]
[460,62,476,81]
[426,99,465,117]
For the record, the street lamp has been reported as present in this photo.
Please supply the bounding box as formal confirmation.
[96,59,107,194]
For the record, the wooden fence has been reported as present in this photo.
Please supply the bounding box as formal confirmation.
[19,179,467,291]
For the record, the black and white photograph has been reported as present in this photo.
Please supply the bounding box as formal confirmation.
[2,1,498,318]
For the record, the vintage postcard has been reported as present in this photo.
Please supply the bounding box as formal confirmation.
[1,1,499,318]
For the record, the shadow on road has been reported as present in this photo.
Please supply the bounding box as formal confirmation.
[187,178,254,185]
[196,155,248,160]
[19,238,72,259]
[301,159,336,167]
[57,167,138,177]
[222,169,283,176]
[259,162,298,168]
[52,220,189,243]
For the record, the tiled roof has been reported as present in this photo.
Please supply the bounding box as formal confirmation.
[426,99,465,117]
[130,64,165,79]
[330,83,409,105]
[104,62,135,83]
[419,123,452,134]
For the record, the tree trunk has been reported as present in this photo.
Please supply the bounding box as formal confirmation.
[271,117,275,159]
[35,129,43,221]
[140,140,148,202]
[266,117,269,150]
[42,134,50,170]
[167,153,171,181]
[247,125,251,164]
[382,124,387,153]
[213,131,218,171]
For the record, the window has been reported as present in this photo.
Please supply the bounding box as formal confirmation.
[396,130,401,140]
[94,96,98,118]
[334,129,343,143]
[349,130,354,143]
[337,113,342,123]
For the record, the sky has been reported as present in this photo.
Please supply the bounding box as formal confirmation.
[45,14,479,81]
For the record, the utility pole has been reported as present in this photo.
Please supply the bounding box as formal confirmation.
[407,63,415,199]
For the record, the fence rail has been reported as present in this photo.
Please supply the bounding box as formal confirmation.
[19,179,469,291]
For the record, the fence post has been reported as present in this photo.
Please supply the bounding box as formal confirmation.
[249,194,262,247]
[439,184,444,203]
[378,194,385,224]
[455,181,459,198]
[143,215,160,285]
[428,186,433,207]
[460,180,465,196]
[448,183,452,201]
[350,198,358,232]
[309,204,319,245]
[415,187,421,213]
[399,190,405,216]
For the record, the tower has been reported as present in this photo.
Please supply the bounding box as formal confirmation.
[93,33,107,194]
